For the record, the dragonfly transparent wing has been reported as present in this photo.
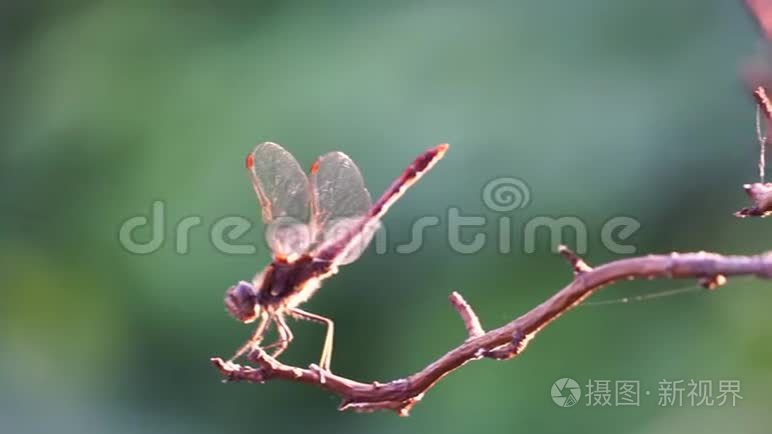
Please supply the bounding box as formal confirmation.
[309,152,376,265]
[247,142,312,258]
[329,219,381,265]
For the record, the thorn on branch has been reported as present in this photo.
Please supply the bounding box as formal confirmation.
[558,245,593,275]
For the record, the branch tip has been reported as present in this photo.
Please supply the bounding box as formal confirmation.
[558,245,593,275]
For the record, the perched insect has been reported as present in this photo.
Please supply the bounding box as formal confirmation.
[225,142,449,371]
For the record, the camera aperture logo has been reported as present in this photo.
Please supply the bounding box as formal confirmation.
[552,378,581,407]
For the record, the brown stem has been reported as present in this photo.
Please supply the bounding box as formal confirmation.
[211,248,772,415]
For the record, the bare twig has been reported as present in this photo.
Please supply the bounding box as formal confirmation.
[212,248,772,415]
[448,291,485,338]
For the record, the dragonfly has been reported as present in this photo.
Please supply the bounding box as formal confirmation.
[225,142,449,372]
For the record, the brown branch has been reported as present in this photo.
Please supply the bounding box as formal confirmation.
[212,248,772,415]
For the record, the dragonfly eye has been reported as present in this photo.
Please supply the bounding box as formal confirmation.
[225,281,259,323]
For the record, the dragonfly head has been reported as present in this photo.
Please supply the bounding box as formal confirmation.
[225,280,260,323]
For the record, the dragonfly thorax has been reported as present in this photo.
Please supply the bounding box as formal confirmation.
[255,255,331,308]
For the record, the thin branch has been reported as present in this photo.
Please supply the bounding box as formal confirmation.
[212,248,772,415]
[448,291,485,338]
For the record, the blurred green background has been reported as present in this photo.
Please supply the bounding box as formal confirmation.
[2,1,772,433]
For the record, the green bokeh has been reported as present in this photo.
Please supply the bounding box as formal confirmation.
[1,2,771,433]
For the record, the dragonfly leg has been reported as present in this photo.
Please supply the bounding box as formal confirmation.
[289,308,335,372]
[230,313,270,362]
[262,314,294,359]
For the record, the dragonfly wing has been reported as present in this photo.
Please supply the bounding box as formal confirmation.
[312,144,449,264]
[309,152,374,263]
[247,142,312,257]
